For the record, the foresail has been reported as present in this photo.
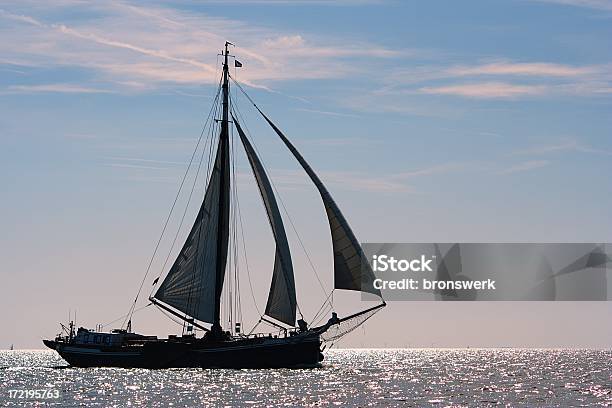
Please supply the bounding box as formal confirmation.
[233,116,297,326]
[153,134,230,324]
[257,109,382,298]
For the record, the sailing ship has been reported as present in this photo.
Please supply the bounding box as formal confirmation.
[43,42,385,368]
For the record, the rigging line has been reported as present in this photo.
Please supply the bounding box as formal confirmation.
[228,77,329,300]
[229,119,240,332]
[230,102,310,319]
[313,301,335,326]
[191,78,227,328]
[223,120,229,331]
[188,104,219,331]
[229,113,243,329]
[233,123,242,329]
[311,289,335,325]
[186,72,224,326]
[230,85,336,317]
[313,305,332,327]
[230,102,306,320]
[159,80,222,333]
[187,112,220,328]
[186,92,222,328]
[312,295,332,322]
[154,303,192,329]
[150,81,223,298]
[225,120,234,330]
[124,80,223,328]
[234,155,263,318]
[186,120,220,334]
[174,82,223,335]
[144,77,220,303]
[231,99,331,313]
[101,303,152,329]
[227,99,260,325]
[229,74,258,109]
[259,320,285,335]
[248,319,262,335]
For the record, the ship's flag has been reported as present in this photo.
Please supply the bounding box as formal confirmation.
[235,60,243,68]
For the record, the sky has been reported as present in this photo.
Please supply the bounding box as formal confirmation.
[0,0,611,349]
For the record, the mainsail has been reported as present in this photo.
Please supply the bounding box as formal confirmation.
[152,131,230,324]
[233,115,297,326]
[256,109,382,298]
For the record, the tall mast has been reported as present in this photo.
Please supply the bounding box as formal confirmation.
[222,41,230,137]
[211,41,232,335]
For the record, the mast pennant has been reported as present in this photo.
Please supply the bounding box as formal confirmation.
[256,109,382,299]
[233,115,297,326]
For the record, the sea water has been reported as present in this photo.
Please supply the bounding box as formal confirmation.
[1,349,610,406]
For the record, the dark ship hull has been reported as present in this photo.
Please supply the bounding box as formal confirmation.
[43,332,323,369]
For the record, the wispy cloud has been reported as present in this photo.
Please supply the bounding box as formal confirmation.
[115,175,180,184]
[2,2,610,110]
[64,133,98,140]
[0,8,44,26]
[260,162,466,193]
[298,137,374,146]
[172,90,214,98]
[104,162,172,171]
[103,157,185,166]
[321,170,415,193]
[387,61,609,84]
[531,0,612,11]
[419,82,544,99]
[0,67,26,74]
[186,0,386,4]
[447,62,601,77]
[478,131,503,138]
[0,2,405,93]
[295,108,360,118]
[4,83,114,94]
[498,160,550,174]
[385,60,612,100]
[262,35,402,58]
[101,156,192,181]
[513,140,612,156]
[394,163,465,178]
[54,23,217,75]
[249,168,415,193]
